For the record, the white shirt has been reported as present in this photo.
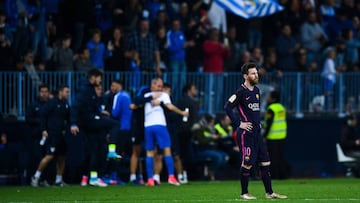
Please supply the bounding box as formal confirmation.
[144,92,171,127]
[208,2,227,34]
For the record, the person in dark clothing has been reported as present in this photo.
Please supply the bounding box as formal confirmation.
[176,83,200,176]
[70,68,119,187]
[262,90,289,180]
[31,84,70,187]
[340,115,360,159]
[26,84,50,184]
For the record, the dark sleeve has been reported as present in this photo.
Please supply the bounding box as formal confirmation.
[70,89,88,125]
[25,102,40,125]
[340,127,356,149]
[40,100,54,132]
[263,109,274,138]
[224,90,242,128]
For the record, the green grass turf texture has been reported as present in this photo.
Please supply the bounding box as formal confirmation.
[0,178,359,203]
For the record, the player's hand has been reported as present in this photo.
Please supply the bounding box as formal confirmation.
[240,121,253,131]
[42,130,48,138]
[101,110,111,117]
[356,139,360,145]
[182,110,189,117]
[151,99,161,106]
[71,125,80,135]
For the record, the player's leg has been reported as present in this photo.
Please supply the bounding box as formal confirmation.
[31,135,55,187]
[236,129,256,200]
[129,126,145,184]
[87,131,107,187]
[54,135,67,186]
[156,126,179,186]
[258,136,287,199]
[153,146,163,184]
[144,126,156,186]
[97,117,122,159]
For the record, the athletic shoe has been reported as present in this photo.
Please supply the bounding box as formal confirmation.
[89,178,108,187]
[265,192,288,199]
[178,176,188,184]
[168,176,180,186]
[146,178,155,187]
[31,176,39,187]
[81,176,88,186]
[107,152,122,160]
[54,181,68,187]
[240,193,257,200]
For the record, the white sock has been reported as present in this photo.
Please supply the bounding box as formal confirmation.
[34,170,42,179]
[178,174,183,180]
[56,175,62,183]
[130,174,136,181]
[153,174,160,182]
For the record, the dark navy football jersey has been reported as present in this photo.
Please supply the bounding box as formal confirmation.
[224,84,261,130]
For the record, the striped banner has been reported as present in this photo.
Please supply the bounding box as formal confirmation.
[214,0,284,19]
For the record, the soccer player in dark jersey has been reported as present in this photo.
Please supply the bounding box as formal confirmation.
[224,62,287,200]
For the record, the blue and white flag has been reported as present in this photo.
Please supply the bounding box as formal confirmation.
[214,0,284,19]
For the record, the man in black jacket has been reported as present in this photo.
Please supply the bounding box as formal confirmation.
[70,68,118,187]
[31,85,70,187]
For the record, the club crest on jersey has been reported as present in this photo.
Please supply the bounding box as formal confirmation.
[256,94,259,100]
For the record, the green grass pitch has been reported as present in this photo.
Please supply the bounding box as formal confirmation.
[0,178,359,202]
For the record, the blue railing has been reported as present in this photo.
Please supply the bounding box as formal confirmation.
[1,71,359,119]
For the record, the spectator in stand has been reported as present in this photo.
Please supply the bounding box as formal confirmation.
[192,113,229,181]
[74,47,94,72]
[300,11,328,65]
[0,9,13,44]
[125,17,161,75]
[24,51,42,88]
[325,8,354,45]
[51,34,73,71]
[184,16,207,72]
[207,0,227,36]
[203,28,230,73]
[119,0,143,33]
[276,24,301,71]
[319,0,337,27]
[0,29,14,70]
[105,27,126,71]
[251,47,264,68]
[166,18,193,94]
[87,29,113,71]
[321,47,338,110]
[5,0,31,60]
[71,0,96,53]
[151,9,170,34]
[178,2,191,32]
[156,25,168,72]
[342,28,360,71]
[334,39,347,71]
[28,0,47,62]
[224,25,243,72]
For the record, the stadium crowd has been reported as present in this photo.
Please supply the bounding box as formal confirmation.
[1,0,360,186]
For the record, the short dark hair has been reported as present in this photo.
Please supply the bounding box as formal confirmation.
[38,84,49,91]
[57,84,69,94]
[241,62,257,75]
[269,90,280,102]
[163,83,171,89]
[87,68,103,78]
[182,83,195,94]
[112,79,123,86]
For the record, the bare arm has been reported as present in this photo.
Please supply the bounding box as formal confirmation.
[165,103,188,117]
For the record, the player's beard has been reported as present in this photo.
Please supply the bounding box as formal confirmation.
[249,77,259,86]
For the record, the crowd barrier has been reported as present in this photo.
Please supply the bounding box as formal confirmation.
[1,71,359,119]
